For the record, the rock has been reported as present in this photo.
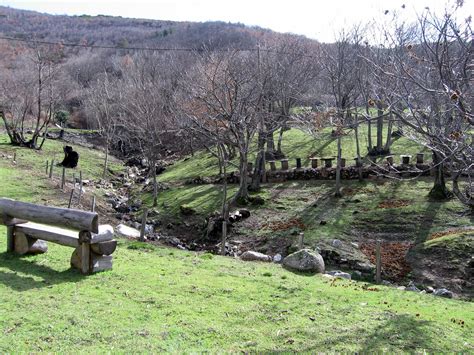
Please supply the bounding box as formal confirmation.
[180,205,196,215]
[426,286,434,293]
[116,224,141,239]
[397,286,406,291]
[326,270,351,280]
[282,249,325,273]
[148,208,160,217]
[351,270,363,280]
[240,251,272,262]
[319,220,327,225]
[354,261,375,273]
[249,196,265,206]
[332,239,343,248]
[273,253,283,263]
[433,288,453,298]
[382,280,392,286]
[239,209,251,219]
[350,242,359,249]
[406,281,420,292]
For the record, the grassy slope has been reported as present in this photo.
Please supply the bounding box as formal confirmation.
[0,129,473,352]
[0,238,473,352]
[160,124,426,183]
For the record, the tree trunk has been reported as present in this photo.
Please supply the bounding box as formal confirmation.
[103,142,109,179]
[452,171,474,213]
[266,130,276,158]
[429,151,451,200]
[152,161,158,207]
[250,131,266,191]
[354,122,363,181]
[234,149,249,204]
[276,126,285,155]
[376,108,384,152]
[384,114,393,152]
[335,135,342,197]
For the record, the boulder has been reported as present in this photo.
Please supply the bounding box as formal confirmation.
[239,209,251,219]
[116,224,141,239]
[282,249,325,273]
[433,288,453,298]
[240,251,272,262]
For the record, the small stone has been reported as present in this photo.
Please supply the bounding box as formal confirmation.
[406,281,420,292]
[426,286,434,293]
[350,242,359,249]
[332,239,343,248]
[382,280,392,286]
[326,270,351,280]
[397,286,406,291]
[433,288,453,298]
[240,251,272,262]
[273,253,282,263]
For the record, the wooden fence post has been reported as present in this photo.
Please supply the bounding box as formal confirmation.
[49,159,54,179]
[376,240,382,284]
[68,187,75,209]
[298,232,304,250]
[45,160,49,175]
[77,171,83,204]
[61,167,66,189]
[139,208,149,242]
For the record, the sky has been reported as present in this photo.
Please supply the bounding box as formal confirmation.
[1,0,472,42]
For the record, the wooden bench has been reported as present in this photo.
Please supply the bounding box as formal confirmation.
[0,198,117,274]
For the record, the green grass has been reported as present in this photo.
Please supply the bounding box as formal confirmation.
[0,124,473,352]
[0,237,472,352]
[0,133,123,181]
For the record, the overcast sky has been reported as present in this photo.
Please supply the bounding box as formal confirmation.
[1,0,472,42]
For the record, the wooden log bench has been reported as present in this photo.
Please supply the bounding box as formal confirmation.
[0,198,116,274]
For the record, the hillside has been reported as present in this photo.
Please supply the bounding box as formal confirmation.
[0,141,473,352]
[0,6,295,50]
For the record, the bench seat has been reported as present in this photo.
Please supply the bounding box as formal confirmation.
[15,222,114,248]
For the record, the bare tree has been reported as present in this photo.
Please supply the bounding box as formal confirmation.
[183,50,262,203]
[368,5,472,206]
[0,46,65,149]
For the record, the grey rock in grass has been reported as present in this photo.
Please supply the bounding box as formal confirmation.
[273,253,283,263]
[433,288,453,298]
[283,249,325,273]
[326,270,351,280]
[116,224,141,239]
[240,251,272,262]
[406,281,420,292]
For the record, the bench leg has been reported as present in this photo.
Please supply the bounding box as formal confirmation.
[6,226,14,253]
[80,243,91,274]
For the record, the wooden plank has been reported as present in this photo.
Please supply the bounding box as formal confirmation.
[15,222,79,248]
[0,198,99,233]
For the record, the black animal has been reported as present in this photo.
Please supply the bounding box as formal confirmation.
[58,146,79,168]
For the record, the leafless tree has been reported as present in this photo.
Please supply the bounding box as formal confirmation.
[369,4,472,207]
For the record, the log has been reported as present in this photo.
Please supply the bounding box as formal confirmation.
[0,198,99,233]
[15,222,79,248]
[1,214,28,227]
[91,240,117,256]
[81,243,90,274]
[71,247,113,273]
[13,231,48,255]
[90,224,114,244]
